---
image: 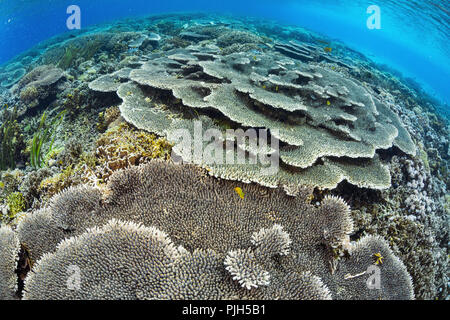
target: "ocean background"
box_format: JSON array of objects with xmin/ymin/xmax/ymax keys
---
[{"xmin": 0, "ymin": 0, "xmax": 449, "ymax": 106}]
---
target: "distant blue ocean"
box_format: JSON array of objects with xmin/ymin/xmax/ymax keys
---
[{"xmin": 0, "ymin": 0, "xmax": 449, "ymax": 105}]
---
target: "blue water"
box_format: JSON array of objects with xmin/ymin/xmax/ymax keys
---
[{"xmin": 0, "ymin": 0, "xmax": 449, "ymax": 106}]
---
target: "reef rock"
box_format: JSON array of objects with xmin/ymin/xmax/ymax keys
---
[{"xmin": 88, "ymin": 35, "xmax": 415, "ymax": 190}]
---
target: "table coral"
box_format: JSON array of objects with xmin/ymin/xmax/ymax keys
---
[{"xmin": 12, "ymin": 161, "xmax": 414, "ymax": 300}]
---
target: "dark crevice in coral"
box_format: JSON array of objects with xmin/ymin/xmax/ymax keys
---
[
  {"xmin": 349, "ymin": 228, "xmax": 365, "ymax": 242},
  {"xmin": 18, "ymin": 94, "xmax": 58, "ymax": 121},
  {"xmin": 90, "ymin": 91, "xmax": 122, "ymax": 109},
  {"xmin": 332, "ymin": 180, "xmax": 383, "ymax": 207},
  {"xmin": 235, "ymin": 90, "xmax": 308, "ymax": 125},
  {"xmin": 377, "ymin": 146, "xmax": 407, "ymax": 162},
  {"xmin": 15, "ymin": 245, "xmax": 31, "ymax": 299},
  {"xmin": 316, "ymin": 124, "xmax": 357, "ymax": 142},
  {"xmin": 333, "ymin": 118, "xmax": 353, "ymax": 128}
]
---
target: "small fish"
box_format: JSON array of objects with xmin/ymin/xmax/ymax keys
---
[
  {"xmin": 0, "ymin": 181, "xmax": 4, "ymax": 189},
  {"xmin": 326, "ymin": 100, "xmax": 331, "ymax": 106},
  {"xmin": 374, "ymin": 252, "xmax": 384, "ymax": 265},
  {"xmin": 275, "ymin": 86, "xmax": 279, "ymax": 92},
  {"xmin": 262, "ymin": 85, "xmax": 266, "ymax": 89},
  {"xmin": 234, "ymin": 187, "xmax": 245, "ymax": 199},
  {"xmin": 317, "ymin": 39, "xmax": 330, "ymax": 45},
  {"xmin": 324, "ymin": 47, "xmax": 332, "ymax": 53}
]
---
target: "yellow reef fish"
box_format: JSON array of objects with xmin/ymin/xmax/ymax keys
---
[
  {"xmin": 234, "ymin": 187, "xmax": 245, "ymax": 199},
  {"xmin": 0, "ymin": 181, "xmax": 4, "ymax": 189},
  {"xmin": 262, "ymin": 85, "xmax": 266, "ymax": 89},
  {"xmin": 275, "ymin": 86, "xmax": 279, "ymax": 92},
  {"xmin": 374, "ymin": 252, "xmax": 384, "ymax": 265},
  {"xmin": 324, "ymin": 47, "xmax": 332, "ymax": 53},
  {"xmin": 326, "ymin": 100, "xmax": 331, "ymax": 106}
]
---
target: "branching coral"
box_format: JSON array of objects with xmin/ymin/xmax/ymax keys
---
[
  {"xmin": 33, "ymin": 121, "xmax": 172, "ymax": 202},
  {"xmin": 23, "ymin": 219, "xmax": 180, "ymax": 300},
  {"xmin": 0, "ymin": 226, "xmax": 20, "ymax": 300},
  {"xmin": 224, "ymin": 248, "xmax": 271, "ymax": 290},
  {"xmin": 18, "ymin": 167, "xmax": 55, "ymax": 208},
  {"xmin": 16, "ymin": 161, "xmax": 414, "ymax": 300}
]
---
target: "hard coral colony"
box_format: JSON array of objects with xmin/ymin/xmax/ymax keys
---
[{"xmin": 0, "ymin": 13, "xmax": 448, "ymax": 301}]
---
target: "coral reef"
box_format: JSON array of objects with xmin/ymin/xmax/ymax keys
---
[
  {"xmin": 15, "ymin": 161, "xmax": 413, "ymax": 299},
  {"xmin": 0, "ymin": 13, "xmax": 447, "ymax": 300},
  {"xmin": 347, "ymin": 154, "xmax": 449, "ymax": 300},
  {"xmin": 0, "ymin": 69, "xmax": 27, "ymax": 88}
]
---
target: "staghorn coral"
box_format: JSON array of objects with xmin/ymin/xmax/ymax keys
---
[
  {"xmin": 17, "ymin": 161, "xmax": 414, "ymax": 299},
  {"xmin": 0, "ymin": 225, "xmax": 20, "ymax": 300}
]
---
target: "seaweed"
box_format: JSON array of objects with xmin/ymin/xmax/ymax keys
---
[
  {"xmin": 57, "ymin": 45, "xmax": 77, "ymax": 70},
  {"xmin": 30, "ymin": 110, "xmax": 66, "ymax": 169},
  {"xmin": 57, "ymin": 39, "xmax": 103, "ymax": 69},
  {"xmin": 0, "ymin": 104, "xmax": 22, "ymax": 171}
]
